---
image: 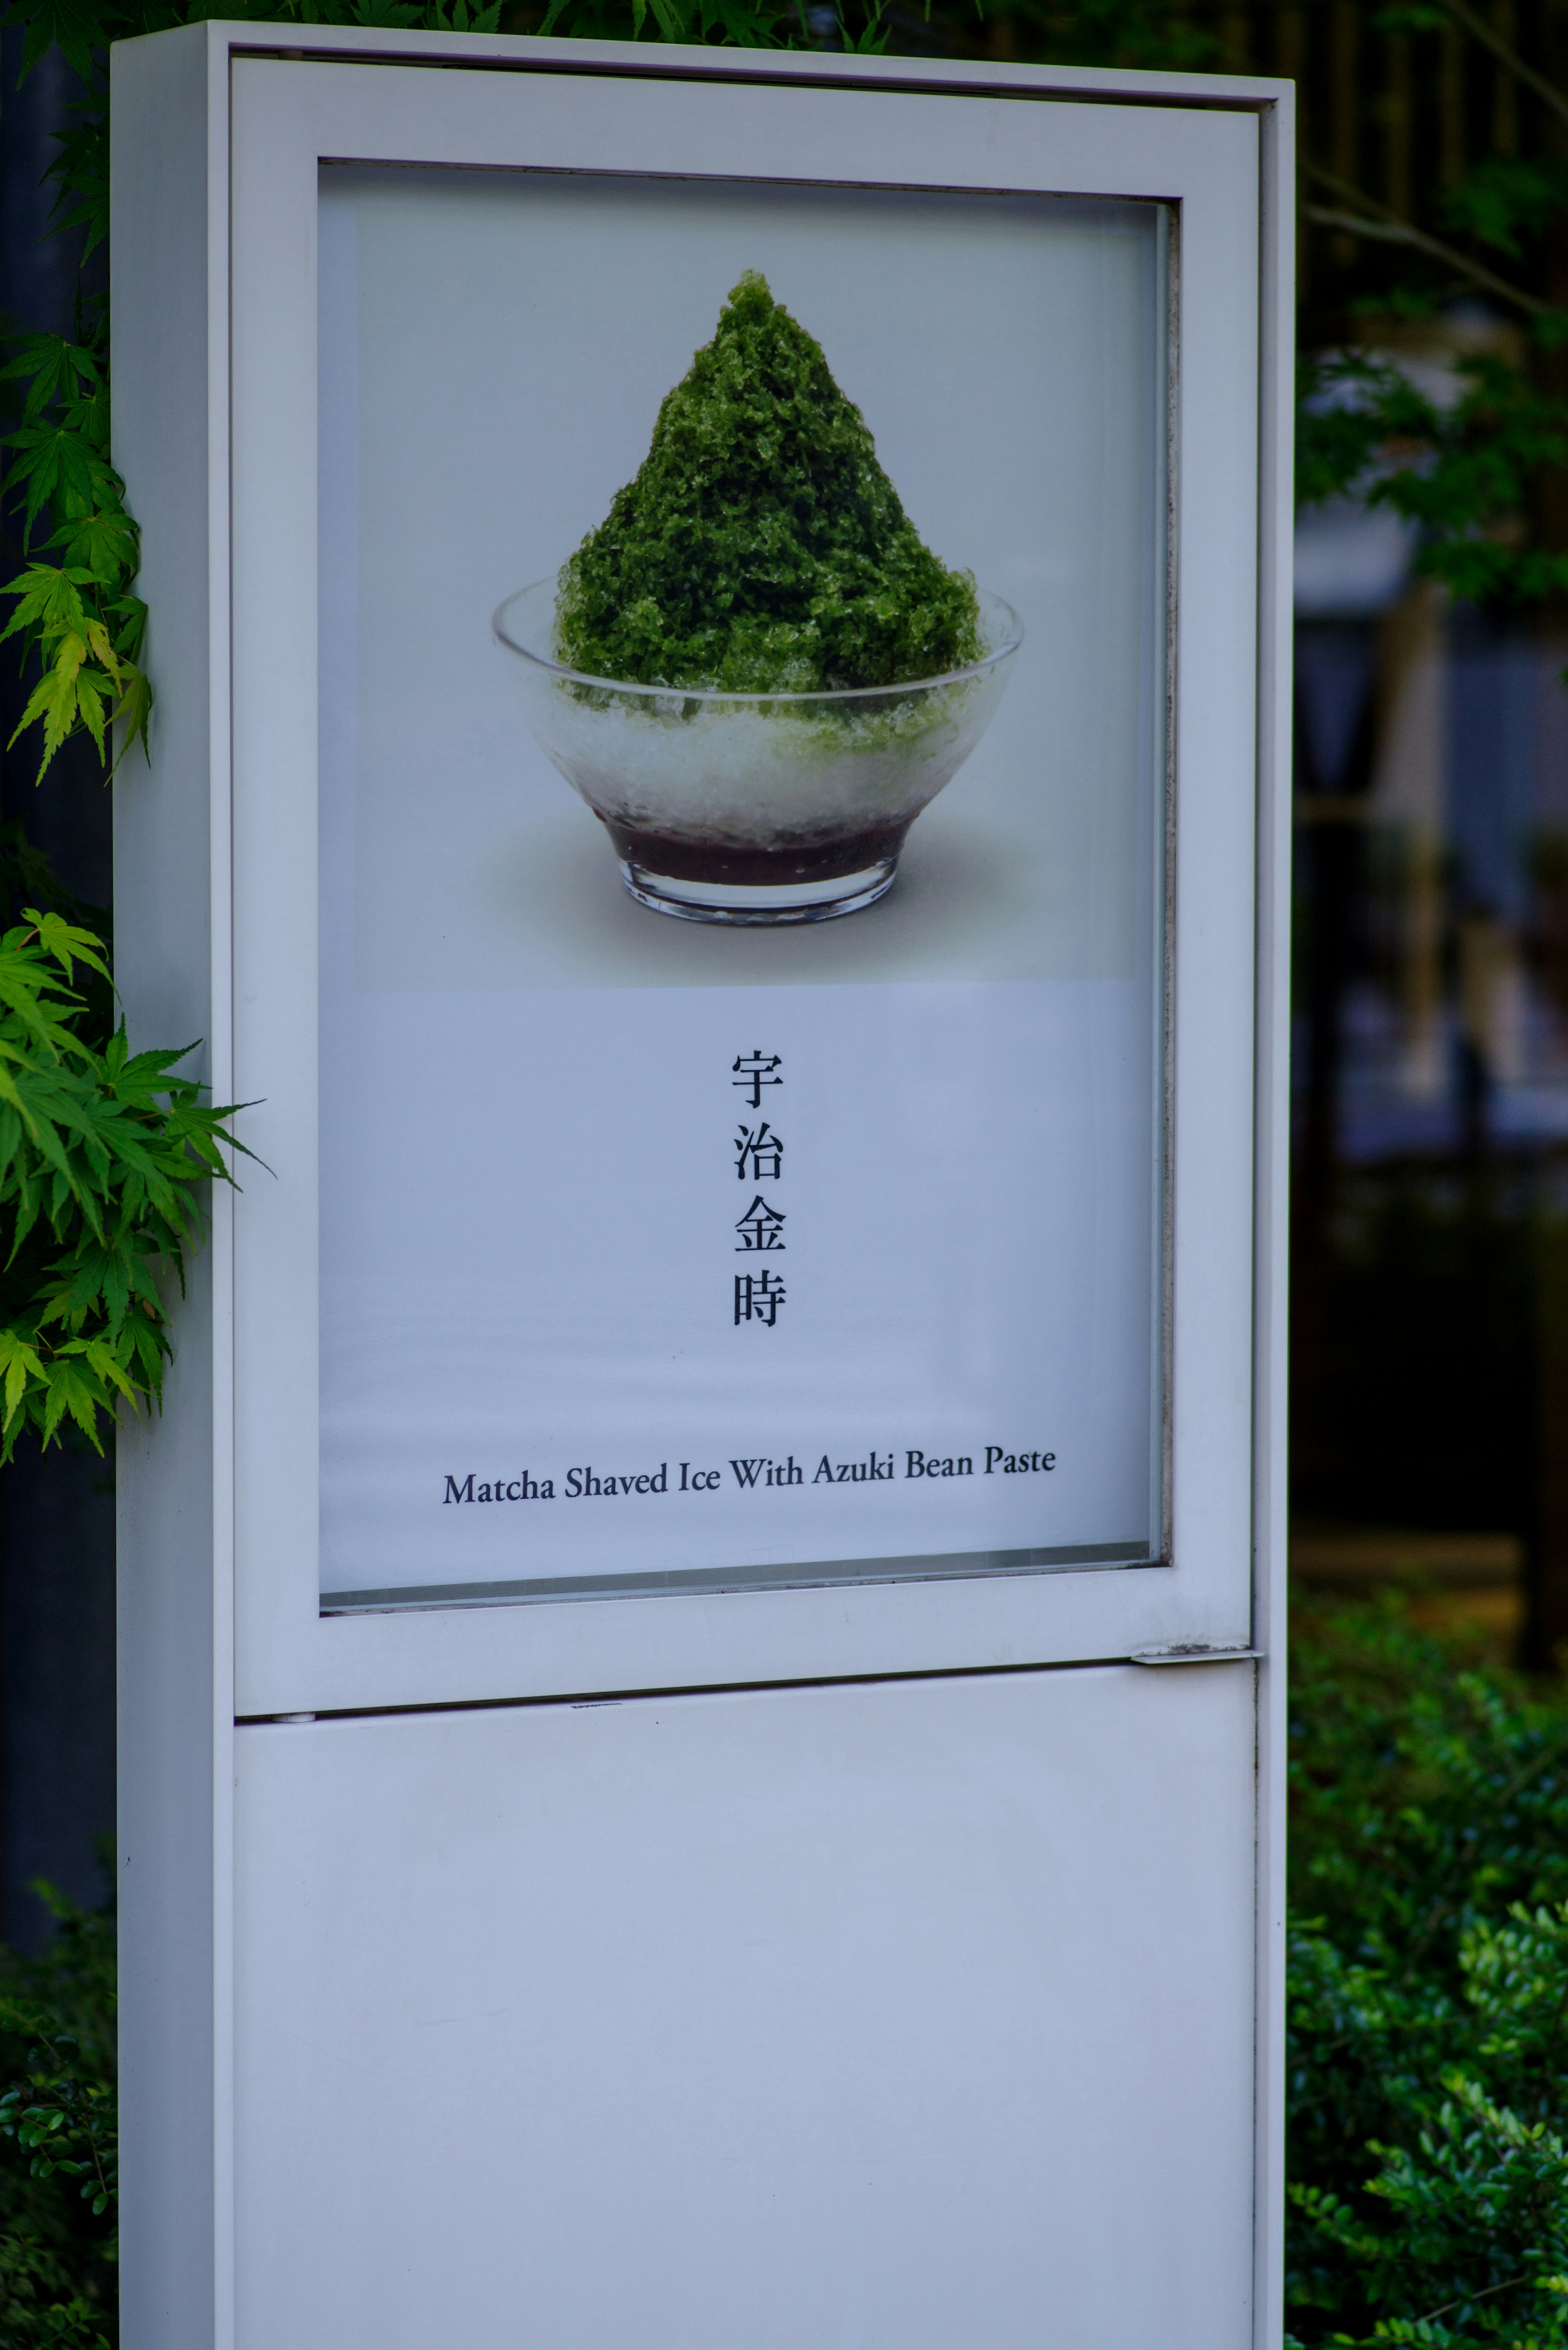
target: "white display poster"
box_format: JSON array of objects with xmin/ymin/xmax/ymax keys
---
[{"xmin": 316, "ymin": 166, "xmax": 1168, "ymax": 1611}]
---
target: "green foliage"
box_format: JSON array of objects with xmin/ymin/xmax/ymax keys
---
[
  {"xmin": 1288, "ymin": 1601, "xmax": 1568, "ymax": 2347},
  {"xmin": 1297, "ymin": 350, "xmax": 1568, "ymax": 607},
  {"xmin": 0, "ymin": 906, "xmax": 243, "ymax": 1460},
  {"xmin": 953, "ymin": 0, "xmax": 1215, "ymax": 71},
  {"xmin": 556, "ymin": 272, "xmax": 981, "ymax": 692},
  {"xmin": 539, "ymin": 0, "xmax": 788, "ymax": 46},
  {"xmin": 1441, "ymin": 162, "xmax": 1568, "ymax": 264},
  {"xmin": 0, "ymin": 335, "xmax": 148, "ymax": 785},
  {"xmin": 0, "ymin": 1888, "xmax": 117, "ymax": 2349},
  {"xmin": 1295, "ymin": 0, "xmax": 1568, "ymax": 602}
]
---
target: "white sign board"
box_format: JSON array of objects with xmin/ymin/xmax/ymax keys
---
[
  {"xmin": 316, "ymin": 168, "xmax": 1166, "ymax": 1610},
  {"xmin": 111, "ymin": 28, "xmax": 1292, "ymax": 2349}
]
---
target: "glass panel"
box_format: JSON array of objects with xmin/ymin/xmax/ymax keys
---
[{"xmin": 315, "ymin": 166, "xmax": 1169, "ymax": 1613}]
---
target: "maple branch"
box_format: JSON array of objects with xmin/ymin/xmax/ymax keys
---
[
  {"xmin": 1440, "ymin": 0, "xmax": 1568, "ymax": 136},
  {"xmin": 1303, "ymin": 165, "xmax": 1554, "ymax": 320},
  {"xmin": 1414, "ymin": 2272, "xmax": 1528, "ymax": 2328}
]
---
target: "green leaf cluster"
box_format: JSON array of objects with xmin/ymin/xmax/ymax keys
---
[
  {"xmin": 1291, "ymin": 0, "xmax": 1568, "ymax": 606},
  {"xmin": 0, "ymin": 335, "xmax": 148, "ymax": 785},
  {"xmin": 1441, "ymin": 162, "xmax": 1568, "ymax": 265},
  {"xmin": 0, "ymin": 1887, "xmax": 116, "ymax": 2350},
  {"xmin": 539, "ymin": 0, "xmax": 790, "ymax": 45},
  {"xmin": 0, "ymin": 906, "xmax": 242, "ymax": 1460},
  {"xmin": 555, "ymin": 272, "xmax": 982, "ymax": 693},
  {"xmin": 1288, "ymin": 1600, "xmax": 1568, "ymax": 2348},
  {"xmin": 1298, "ymin": 350, "xmax": 1568, "ymax": 608}
]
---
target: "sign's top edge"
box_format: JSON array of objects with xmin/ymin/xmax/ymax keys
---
[{"xmin": 113, "ymin": 16, "xmax": 1292, "ymax": 109}]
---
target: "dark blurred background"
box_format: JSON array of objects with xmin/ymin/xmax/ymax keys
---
[
  {"xmin": 949, "ymin": 0, "xmax": 1568, "ymax": 1670},
  {"xmin": 0, "ymin": 33, "xmax": 115, "ymax": 1951}
]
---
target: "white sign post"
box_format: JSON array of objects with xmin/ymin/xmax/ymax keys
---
[{"xmin": 112, "ymin": 27, "xmax": 1292, "ymax": 2347}]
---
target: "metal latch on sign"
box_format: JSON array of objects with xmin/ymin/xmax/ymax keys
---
[{"xmin": 1130, "ymin": 1645, "xmax": 1263, "ymax": 1666}]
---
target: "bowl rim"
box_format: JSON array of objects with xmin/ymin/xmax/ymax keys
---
[{"xmin": 491, "ymin": 577, "xmax": 1025, "ymax": 705}]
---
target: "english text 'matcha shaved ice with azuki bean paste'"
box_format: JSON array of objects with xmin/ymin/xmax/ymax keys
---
[{"xmin": 494, "ymin": 273, "xmax": 1023, "ymax": 924}]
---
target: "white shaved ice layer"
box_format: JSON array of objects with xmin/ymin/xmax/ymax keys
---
[
  {"xmin": 496, "ymin": 581, "xmax": 1021, "ymax": 852},
  {"xmin": 527, "ymin": 675, "xmax": 1002, "ymax": 845}
]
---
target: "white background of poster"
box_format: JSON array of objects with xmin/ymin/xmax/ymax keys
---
[{"xmin": 317, "ymin": 170, "xmax": 1166, "ymax": 1602}]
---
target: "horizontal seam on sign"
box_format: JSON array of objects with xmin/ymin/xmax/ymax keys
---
[
  {"xmin": 228, "ymin": 45, "xmax": 1283, "ymax": 111},
  {"xmin": 318, "ymin": 1544, "xmax": 1156, "ymax": 1614},
  {"xmin": 235, "ymin": 1649, "xmax": 1179, "ymax": 1725}
]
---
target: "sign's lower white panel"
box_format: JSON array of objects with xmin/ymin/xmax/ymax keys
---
[{"xmin": 233, "ymin": 1665, "xmax": 1256, "ymax": 2350}]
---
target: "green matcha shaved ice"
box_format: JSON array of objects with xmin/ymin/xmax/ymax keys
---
[{"xmin": 554, "ymin": 273, "xmax": 983, "ymax": 696}]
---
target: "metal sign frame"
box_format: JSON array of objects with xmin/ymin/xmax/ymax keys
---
[{"xmin": 111, "ymin": 27, "xmax": 1292, "ymax": 2346}]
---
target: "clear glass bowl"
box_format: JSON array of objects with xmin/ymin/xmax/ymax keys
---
[{"xmin": 492, "ymin": 579, "xmax": 1024, "ymax": 925}]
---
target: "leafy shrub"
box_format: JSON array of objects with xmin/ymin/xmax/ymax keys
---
[
  {"xmin": 0, "ymin": 332, "xmax": 148, "ymax": 784},
  {"xmin": 0, "ymin": 1887, "xmax": 116, "ymax": 2349},
  {"xmin": 0, "ymin": 878, "xmax": 242, "ymax": 1461},
  {"xmin": 1288, "ymin": 1599, "xmax": 1568, "ymax": 2347}
]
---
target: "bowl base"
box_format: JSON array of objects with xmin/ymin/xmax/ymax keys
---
[{"xmin": 617, "ymin": 856, "xmax": 898, "ymax": 925}]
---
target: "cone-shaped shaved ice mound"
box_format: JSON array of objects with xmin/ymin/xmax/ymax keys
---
[{"xmin": 554, "ymin": 273, "xmax": 982, "ymax": 695}]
